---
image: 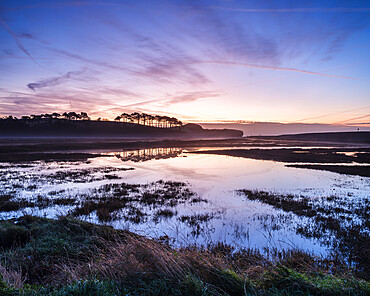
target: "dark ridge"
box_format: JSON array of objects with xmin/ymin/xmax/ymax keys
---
[
  {"xmin": 0, "ymin": 118, "xmax": 243, "ymax": 139},
  {"xmin": 191, "ymin": 148, "xmax": 370, "ymax": 163},
  {"xmin": 255, "ymin": 131, "xmax": 370, "ymax": 144},
  {"xmin": 286, "ymin": 164, "xmax": 370, "ymax": 177}
]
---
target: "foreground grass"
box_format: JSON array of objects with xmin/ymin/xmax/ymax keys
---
[{"xmin": 0, "ymin": 216, "xmax": 368, "ymax": 296}]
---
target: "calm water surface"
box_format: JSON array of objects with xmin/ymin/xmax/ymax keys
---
[{"xmin": 1, "ymin": 147, "xmax": 369, "ymax": 255}]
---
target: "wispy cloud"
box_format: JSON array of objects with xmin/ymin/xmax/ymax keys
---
[
  {"xmin": 333, "ymin": 114, "xmax": 370, "ymax": 124},
  {"xmin": 191, "ymin": 61, "xmax": 357, "ymax": 79},
  {"xmin": 0, "ymin": 55, "xmax": 57, "ymax": 60},
  {"xmin": 100, "ymin": 16, "xmax": 211, "ymax": 86},
  {"xmin": 209, "ymin": 7, "xmax": 370, "ymax": 13},
  {"xmin": 2, "ymin": 2, "xmax": 133, "ymax": 10},
  {"xmin": 133, "ymin": 56, "xmax": 209, "ymax": 86},
  {"xmin": 48, "ymin": 48, "xmax": 131, "ymax": 72},
  {"xmin": 121, "ymin": 98, "xmax": 160, "ymax": 108},
  {"xmin": 294, "ymin": 106, "xmax": 370, "ymax": 122},
  {"xmin": 184, "ymin": 2, "xmax": 370, "ymax": 64},
  {"xmin": 102, "ymin": 88, "xmax": 144, "ymax": 98},
  {"xmin": 0, "ymin": 18, "xmax": 41, "ymax": 67},
  {"xmin": 181, "ymin": 4, "xmax": 280, "ymax": 65},
  {"xmin": 164, "ymin": 91, "xmax": 221, "ymax": 106},
  {"xmin": 27, "ymin": 70, "xmax": 84, "ymax": 91}
]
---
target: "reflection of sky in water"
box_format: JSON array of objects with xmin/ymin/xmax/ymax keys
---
[{"xmin": 1, "ymin": 148, "xmax": 369, "ymax": 255}]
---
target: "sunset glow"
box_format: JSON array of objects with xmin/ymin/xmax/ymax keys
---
[{"xmin": 1, "ymin": 0, "xmax": 369, "ymax": 129}]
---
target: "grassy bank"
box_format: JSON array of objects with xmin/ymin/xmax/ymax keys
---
[{"xmin": 0, "ymin": 216, "xmax": 368, "ymax": 295}]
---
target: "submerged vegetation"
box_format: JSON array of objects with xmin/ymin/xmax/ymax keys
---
[
  {"xmin": 0, "ymin": 216, "xmax": 368, "ymax": 296},
  {"xmin": 0, "ymin": 165, "xmax": 132, "ymax": 190},
  {"xmin": 69, "ymin": 180, "xmax": 208, "ymax": 223},
  {"xmin": 0, "ymin": 153, "xmax": 108, "ymax": 163},
  {"xmin": 238, "ymin": 190, "xmax": 370, "ymax": 280},
  {"xmin": 0, "ymin": 173, "xmax": 211, "ymax": 231}
]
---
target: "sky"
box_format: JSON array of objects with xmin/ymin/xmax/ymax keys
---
[{"xmin": 0, "ymin": 0, "xmax": 370, "ymax": 128}]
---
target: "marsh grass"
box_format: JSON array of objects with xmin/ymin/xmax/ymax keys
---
[
  {"xmin": 238, "ymin": 189, "xmax": 370, "ymax": 279},
  {"xmin": 153, "ymin": 209, "xmax": 178, "ymax": 221},
  {"xmin": 0, "ymin": 165, "xmax": 132, "ymax": 191},
  {"xmin": 69, "ymin": 180, "xmax": 207, "ymax": 223},
  {"xmin": 178, "ymin": 214, "xmax": 215, "ymax": 236},
  {"xmin": 0, "ymin": 179, "xmax": 212, "ymax": 233},
  {"xmin": 0, "ymin": 216, "xmax": 368, "ymax": 295}
]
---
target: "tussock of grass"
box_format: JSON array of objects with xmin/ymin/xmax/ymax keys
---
[
  {"xmin": 0, "ymin": 216, "xmax": 368, "ymax": 296},
  {"xmin": 0, "ymin": 224, "xmax": 29, "ymax": 249}
]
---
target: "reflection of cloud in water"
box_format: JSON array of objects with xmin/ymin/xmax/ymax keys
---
[
  {"xmin": 131, "ymin": 162, "xmax": 218, "ymax": 180},
  {"xmin": 242, "ymin": 167, "xmax": 273, "ymax": 177},
  {"xmin": 161, "ymin": 164, "xmax": 219, "ymax": 180}
]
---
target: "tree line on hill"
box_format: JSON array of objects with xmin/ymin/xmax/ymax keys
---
[
  {"xmin": 114, "ymin": 112, "xmax": 182, "ymax": 128},
  {"xmin": 1, "ymin": 112, "xmax": 183, "ymax": 129},
  {"xmin": 2, "ymin": 112, "xmax": 90, "ymax": 121}
]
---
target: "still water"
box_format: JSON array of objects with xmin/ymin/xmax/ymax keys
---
[{"xmin": 1, "ymin": 147, "xmax": 369, "ymax": 255}]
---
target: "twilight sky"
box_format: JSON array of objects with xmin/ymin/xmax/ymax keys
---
[{"xmin": 1, "ymin": 0, "xmax": 370, "ymax": 126}]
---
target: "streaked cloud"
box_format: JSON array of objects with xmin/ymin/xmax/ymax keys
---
[
  {"xmin": 0, "ymin": 18, "xmax": 41, "ymax": 66},
  {"xmin": 191, "ymin": 61, "xmax": 357, "ymax": 79},
  {"xmin": 294, "ymin": 106, "xmax": 370, "ymax": 122},
  {"xmin": 164, "ymin": 91, "xmax": 221, "ymax": 105},
  {"xmin": 27, "ymin": 70, "xmax": 84, "ymax": 91},
  {"xmin": 48, "ymin": 48, "xmax": 131, "ymax": 72},
  {"xmin": 333, "ymin": 114, "xmax": 370, "ymax": 124},
  {"xmin": 209, "ymin": 7, "xmax": 370, "ymax": 13}
]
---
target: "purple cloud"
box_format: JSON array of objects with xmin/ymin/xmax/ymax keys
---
[
  {"xmin": 27, "ymin": 70, "xmax": 84, "ymax": 91},
  {"xmin": 164, "ymin": 91, "xmax": 221, "ymax": 105}
]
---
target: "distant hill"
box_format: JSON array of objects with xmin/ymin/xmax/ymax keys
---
[
  {"xmin": 257, "ymin": 132, "xmax": 370, "ymax": 144},
  {"xmin": 0, "ymin": 118, "xmax": 243, "ymax": 139},
  {"xmin": 199, "ymin": 122, "xmax": 369, "ymax": 136}
]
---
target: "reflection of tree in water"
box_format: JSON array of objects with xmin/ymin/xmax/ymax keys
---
[{"xmin": 115, "ymin": 148, "xmax": 183, "ymax": 162}]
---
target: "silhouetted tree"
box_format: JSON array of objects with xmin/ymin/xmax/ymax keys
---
[
  {"xmin": 80, "ymin": 112, "xmax": 90, "ymax": 120},
  {"xmin": 113, "ymin": 112, "xmax": 183, "ymax": 129}
]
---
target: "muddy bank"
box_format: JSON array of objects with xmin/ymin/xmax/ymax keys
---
[
  {"xmin": 286, "ymin": 164, "xmax": 370, "ymax": 177},
  {"xmin": 190, "ymin": 148, "xmax": 370, "ymax": 163},
  {"xmin": 262, "ymin": 131, "xmax": 370, "ymax": 144}
]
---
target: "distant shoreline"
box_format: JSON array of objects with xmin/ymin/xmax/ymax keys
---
[
  {"xmin": 0, "ymin": 132, "xmax": 368, "ymax": 154},
  {"xmin": 0, "ymin": 118, "xmax": 243, "ymax": 139},
  {"xmin": 256, "ymin": 131, "xmax": 370, "ymax": 144}
]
